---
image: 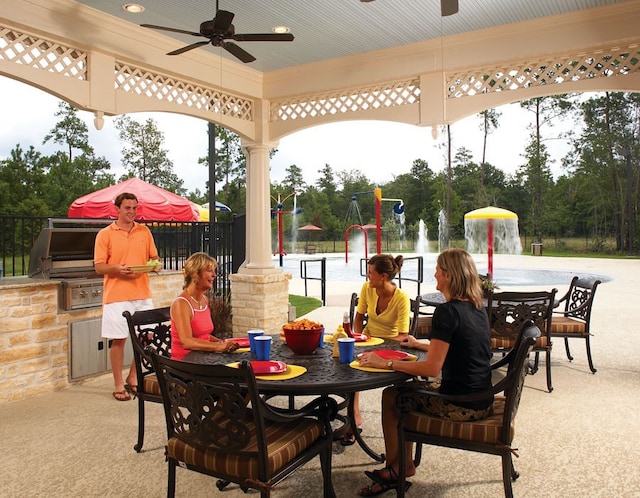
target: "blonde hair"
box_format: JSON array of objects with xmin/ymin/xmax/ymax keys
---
[
  {"xmin": 368, "ymin": 253, "xmax": 404, "ymax": 281},
  {"xmin": 182, "ymin": 252, "xmax": 217, "ymax": 289},
  {"xmin": 436, "ymin": 248, "xmax": 483, "ymax": 308}
]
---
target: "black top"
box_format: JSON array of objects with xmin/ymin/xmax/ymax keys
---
[{"xmin": 430, "ymin": 299, "xmax": 493, "ymax": 410}]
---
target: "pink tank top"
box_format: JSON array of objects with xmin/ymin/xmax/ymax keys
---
[{"xmin": 170, "ymin": 296, "xmax": 214, "ymax": 360}]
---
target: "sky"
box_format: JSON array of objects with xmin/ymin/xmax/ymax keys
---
[{"xmin": 0, "ymin": 76, "xmax": 574, "ymax": 194}]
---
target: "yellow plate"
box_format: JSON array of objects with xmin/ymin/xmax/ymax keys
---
[
  {"xmin": 323, "ymin": 336, "xmax": 384, "ymax": 346},
  {"xmin": 226, "ymin": 362, "xmax": 307, "ymax": 381},
  {"xmin": 128, "ymin": 264, "xmax": 161, "ymax": 272}
]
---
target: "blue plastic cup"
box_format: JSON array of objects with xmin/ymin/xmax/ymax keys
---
[
  {"xmin": 254, "ymin": 335, "xmax": 272, "ymax": 361},
  {"xmin": 318, "ymin": 327, "xmax": 325, "ymax": 348},
  {"xmin": 337, "ymin": 337, "xmax": 356, "ymax": 364},
  {"xmin": 247, "ymin": 329, "xmax": 264, "ymax": 354}
]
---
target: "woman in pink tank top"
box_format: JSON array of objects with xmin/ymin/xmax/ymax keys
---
[{"xmin": 170, "ymin": 252, "xmax": 239, "ymax": 360}]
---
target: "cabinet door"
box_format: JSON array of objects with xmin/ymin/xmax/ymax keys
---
[{"xmin": 69, "ymin": 318, "xmax": 107, "ymax": 380}]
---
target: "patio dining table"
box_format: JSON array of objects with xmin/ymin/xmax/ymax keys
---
[{"xmin": 184, "ymin": 336, "xmax": 425, "ymax": 462}]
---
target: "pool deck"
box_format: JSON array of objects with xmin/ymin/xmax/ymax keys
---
[{"xmin": 2, "ymin": 253, "xmax": 639, "ymax": 497}]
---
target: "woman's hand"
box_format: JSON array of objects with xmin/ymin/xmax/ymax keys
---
[
  {"xmin": 211, "ymin": 337, "xmax": 240, "ymax": 353},
  {"xmin": 357, "ymin": 352, "xmax": 387, "ymax": 369},
  {"xmin": 401, "ymin": 335, "xmax": 429, "ymax": 351}
]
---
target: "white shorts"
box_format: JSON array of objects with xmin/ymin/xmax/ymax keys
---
[{"xmin": 101, "ymin": 299, "xmax": 154, "ymax": 339}]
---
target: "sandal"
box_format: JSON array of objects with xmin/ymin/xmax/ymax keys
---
[
  {"xmin": 358, "ymin": 480, "xmax": 412, "ymax": 496},
  {"xmin": 112, "ymin": 390, "xmax": 131, "ymax": 402},
  {"xmin": 365, "ymin": 465, "xmax": 399, "ymax": 484},
  {"xmin": 339, "ymin": 427, "xmax": 363, "ymax": 446},
  {"xmin": 124, "ymin": 384, "xmax": 138, "ymax": 398}
]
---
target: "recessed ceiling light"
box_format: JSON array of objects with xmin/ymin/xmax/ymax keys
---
[
  {"xmin": 122, "ymin": 3, "xmax": 145, "ymax": 14},
  {"xmin": 272, "ymin": 26, "xmax": 291, "ymax": 34}
]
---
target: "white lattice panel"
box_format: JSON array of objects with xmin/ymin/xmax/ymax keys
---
[
  {"xmin": 0, "ymin": 26, "xmax": 86, "ymax": 79},
  {"xmin": 449, "ymin": 45, "xmax": 640, "ymax": 98},
  {"xmin": 270, "ymin": 79, "xmax": 420, "ymax": 122},
  {"xmin": 114, "ymin": 63, "xmax": 253, "ymax": 121}
]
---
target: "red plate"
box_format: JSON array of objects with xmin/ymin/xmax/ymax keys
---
[
  {"xmin": 353, "ymin": 333, "xmax": 369, "ymax": 342},
  {"xmin": 224, "ymin": 337, "xmax": 250, "ymax": 348},
  {"xmin": 358, "ymin": 350, "xmax": 413, "ymax": 360},
  {"xmin": 250, "ymin": 360, "xmax": 287, "ymax": 374}
]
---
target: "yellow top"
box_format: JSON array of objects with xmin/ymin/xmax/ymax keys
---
[{"xmin": 356, "ymin": 282, "xmax": 410, "ymax": 339}]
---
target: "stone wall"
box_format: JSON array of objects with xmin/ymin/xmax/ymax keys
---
[{"xmin": 0, "ymin": 272, "xmax": 182, "ymax": 404}]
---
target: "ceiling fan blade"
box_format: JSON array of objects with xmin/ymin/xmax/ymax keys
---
[
  {"xmin": 233, "ymin": 33, "xmax": 294, "ymax": 42},
  {"xmin": 441, "ymin": 0, "xmax": 459, "ymax": 16},
  {"xmin": 167, "ymin": 40, "xmax": 210, "ymax": 56},
  {"xmin": 141, "ymin": 24, "xmax": 202, "ymax": 37},
  {"xmin": 222, "ymin": 41, "xmax": 256, "ymax": 63},
  {"xmin": 213, "ymin": 9, "xmax": 235, "ymax": 32}
]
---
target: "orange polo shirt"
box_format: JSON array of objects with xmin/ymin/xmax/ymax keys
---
[{"xmin": 94, "ymin": 222, "xmax": 159, "ymax": 304}]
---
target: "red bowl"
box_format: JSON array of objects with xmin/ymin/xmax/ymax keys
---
[{"xmin": 283, "ymin": 326, "xmax": 323, "ymax": 355}]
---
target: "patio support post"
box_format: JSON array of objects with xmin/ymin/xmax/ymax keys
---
[{"xmin": 240, "ymin": 141, "xmax": 279, "ymax": 272}]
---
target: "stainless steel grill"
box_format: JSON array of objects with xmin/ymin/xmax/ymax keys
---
[{"xmin": 29, "ymin": 227, "xmax": 103, "ymax": 310}]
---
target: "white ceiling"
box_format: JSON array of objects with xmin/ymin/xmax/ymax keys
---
[{"xmin": 74, "ymin": 0, "xmax": 630, "ymax": 73}]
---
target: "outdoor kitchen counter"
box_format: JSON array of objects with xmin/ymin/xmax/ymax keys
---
[{"xmin": 0, "ymin": 271, "xmax": 182, "ymax": 405}]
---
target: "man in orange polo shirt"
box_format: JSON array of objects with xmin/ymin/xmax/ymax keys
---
[{"xmin": 94, "ymin": 192, "xmax": 160, "ymax": 401}]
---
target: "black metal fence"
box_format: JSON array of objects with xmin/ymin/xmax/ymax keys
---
[{"xmin": 0, "ymin": 215, "xmax": 239, "ymax": 296}]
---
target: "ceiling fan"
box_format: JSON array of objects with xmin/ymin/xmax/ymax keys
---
[
  {"xmin": 141, "ymin": 1, "xmax": 294, "ymax": 63},
  {"xmin": 360, "ymin": 0, "xmax": 459, "ymax": 17}
]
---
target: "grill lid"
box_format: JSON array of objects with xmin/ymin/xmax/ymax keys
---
[{"xmin": 29, "ymin": 228, "xmax": 100, "ymax": 279}]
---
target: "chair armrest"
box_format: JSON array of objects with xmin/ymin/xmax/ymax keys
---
[{"xmin": 552, "ymin": 299, "xmax": 590, "ymax": 317}]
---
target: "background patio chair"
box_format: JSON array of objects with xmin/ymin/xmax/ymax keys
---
[
  {"xmin": 149, "ymin": 353, "xmax": 338, "ymax": 498},
  {"xmin": 487, "ymin": 290, "xmax": 557, "ymax": 392},
  {"xmin": 123, "ymin": 307, "xmax": 171, "ymax": 452},
  {"xmin": 550, "ymin": 276, "xmax": 601, "ymax": 373},
  {"xmin": 395, "ymin": 321, "xmax": 540, "ymax": 498}
]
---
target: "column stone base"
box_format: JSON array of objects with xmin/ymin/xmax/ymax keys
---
[{"xmin": 230, "ymin": 271, "xmax": 292, "ymax": 335}]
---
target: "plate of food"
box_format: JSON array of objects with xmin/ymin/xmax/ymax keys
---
[
  {"xmin": 357, "ymin": 350, "xmax": 415, "ymax": 360},
  {"xmin": 128, "ymin": 259, "xmax": 162, "ymax": 272},
  {"xmin": 250, "ymin": 360, "xmax": 287, "ymax": 374},
  {"xmin": 223, "ymin": 337, "xmax": 250, "ymax": 348}
]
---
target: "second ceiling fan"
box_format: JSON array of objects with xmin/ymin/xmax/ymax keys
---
[{"xmin": 141, "ymin": 1, "xmax": 294, "ymax": 63}]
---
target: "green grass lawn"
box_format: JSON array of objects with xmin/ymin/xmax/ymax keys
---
[{"xmin": 288, "ymin": 294, "xmax": 322, "ymax": 317}]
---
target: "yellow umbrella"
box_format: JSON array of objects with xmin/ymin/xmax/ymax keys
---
[{"xmin": 464, "ymin": 206, "xmax": 518, "ymax": 278}]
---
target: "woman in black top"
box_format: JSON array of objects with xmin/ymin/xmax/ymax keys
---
[{"xmin": 356, "ymin": 248, "xmax": 492, "ymax": 496}]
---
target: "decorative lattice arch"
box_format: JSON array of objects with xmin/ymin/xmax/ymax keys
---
[
  {"xmin": 0, "ymin": 26, "xmax": 86, "ymax": 80},
  {"xmin": 114, "ymin": 63, "xmax": 253, "ymax": 121},
  {"xmin": 269, "ymin": 79, "xmax": 421, "ymax": 122},
  {"xmin": 448, "ymin": 45, "xmax": 640, "ymax": 98}
]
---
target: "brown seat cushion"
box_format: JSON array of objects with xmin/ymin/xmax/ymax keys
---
[
  {"xmin": 551, "ymin": 316, "xmax": 587, "ymax": 336},
  {"xmin": 142, "ymin": 374, "xmax": 161, "ymax": 396},
  {"xmin": 167, "ymin": 415, "xmax": 322, "ymax": 480},
  {"xmin": 404, "ymin": 396, "xmax": 510, "ymax": 444},
  {"xmin": 490, "ymin": 334, "xmax": 549, "ymax": 349},
  {"xmin": 415, "ymin": 316, "xmax": 433, "ymax": 338}
]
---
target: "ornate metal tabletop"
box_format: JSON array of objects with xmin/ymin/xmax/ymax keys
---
[{"xmin": 184, "ymin": 337, "xmax": 424, "ymax": 396}]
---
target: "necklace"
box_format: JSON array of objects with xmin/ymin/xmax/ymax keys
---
[{"xmin": 187, "ymin": 292, "xmax": 205, "ymax": 310}]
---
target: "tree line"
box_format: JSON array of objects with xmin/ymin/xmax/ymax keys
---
[{"xmin": 1, "ymin": 92, "xmax": 638, "ymax": 255}]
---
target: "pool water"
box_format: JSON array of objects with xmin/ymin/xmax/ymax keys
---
[{"xmin": 275, "ymin": 253, "xmax": 611, "ymax": 286}]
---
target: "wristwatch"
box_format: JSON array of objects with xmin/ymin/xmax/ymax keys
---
[{"xmin": 387, "ymin": 359, "xmax": 393, "ymax": 369}]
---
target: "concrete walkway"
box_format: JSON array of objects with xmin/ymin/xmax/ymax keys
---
[{"xmin": 2, "ymin": 254, "xmax": 639, "ymax": 497}]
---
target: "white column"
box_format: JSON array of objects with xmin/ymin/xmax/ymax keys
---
[{"xmin": 241, "ymin": 140, "xmax": 279, "ymax": 274}]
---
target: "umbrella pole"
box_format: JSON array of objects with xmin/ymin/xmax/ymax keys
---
[{"xmin": 487, "ymin": 219, "xmax": 494, "ymax": 279}]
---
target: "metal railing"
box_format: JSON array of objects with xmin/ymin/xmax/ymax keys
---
[
  {"xmin": 0, "ymin": 215, "xmax": 235, "ymax": 295},
  {"xmin": 299, "ymin": 257, "xmax": 326, "ymax": 305}
]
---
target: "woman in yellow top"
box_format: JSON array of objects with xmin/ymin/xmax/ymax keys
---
[{"xmin": 342, "ymin": 254, "xmax": 410, "ymax": 445}]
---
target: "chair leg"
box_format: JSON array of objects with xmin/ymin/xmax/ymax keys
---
[
  {"xmin": 134, "ymin": 397, "xmax": 145, "ymax": 452},
  {"xmin": 545, "ymin": 349, "xmax": 553, "ymax": 393},
  {"xmin": 413, "ymin": 442, "xmax": 423, "ymax": 467},
  {"xmin": 530, "ymin": 352, "xmax": 540, "ymax": 374},
  {"xmin": 585, "ymin": 336, "xmax": 597, "ymax": 373},
  {"xmin": 501, "ymin": 454, "xmax": 517, "ymax": 498},
  {"xmin": 167, "ymin": 459, "xmax": 176, "ymax": 498},
  {"xmin": 564, "ymin": 337, "xmax": 574, "ymax": 361}
]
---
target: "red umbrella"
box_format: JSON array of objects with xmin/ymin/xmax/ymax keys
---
[
  {"xmin": 298, "ymin": 223, "xmax": 323, "ymax": 231},
  {"xmin": 68, "ymin": 178, "xmax": 199, "ymax": 221}
]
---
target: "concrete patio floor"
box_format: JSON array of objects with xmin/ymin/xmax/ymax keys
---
[{"xmin": 1, "ymin": 254, "xmax": 639, "ymax": 497}]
